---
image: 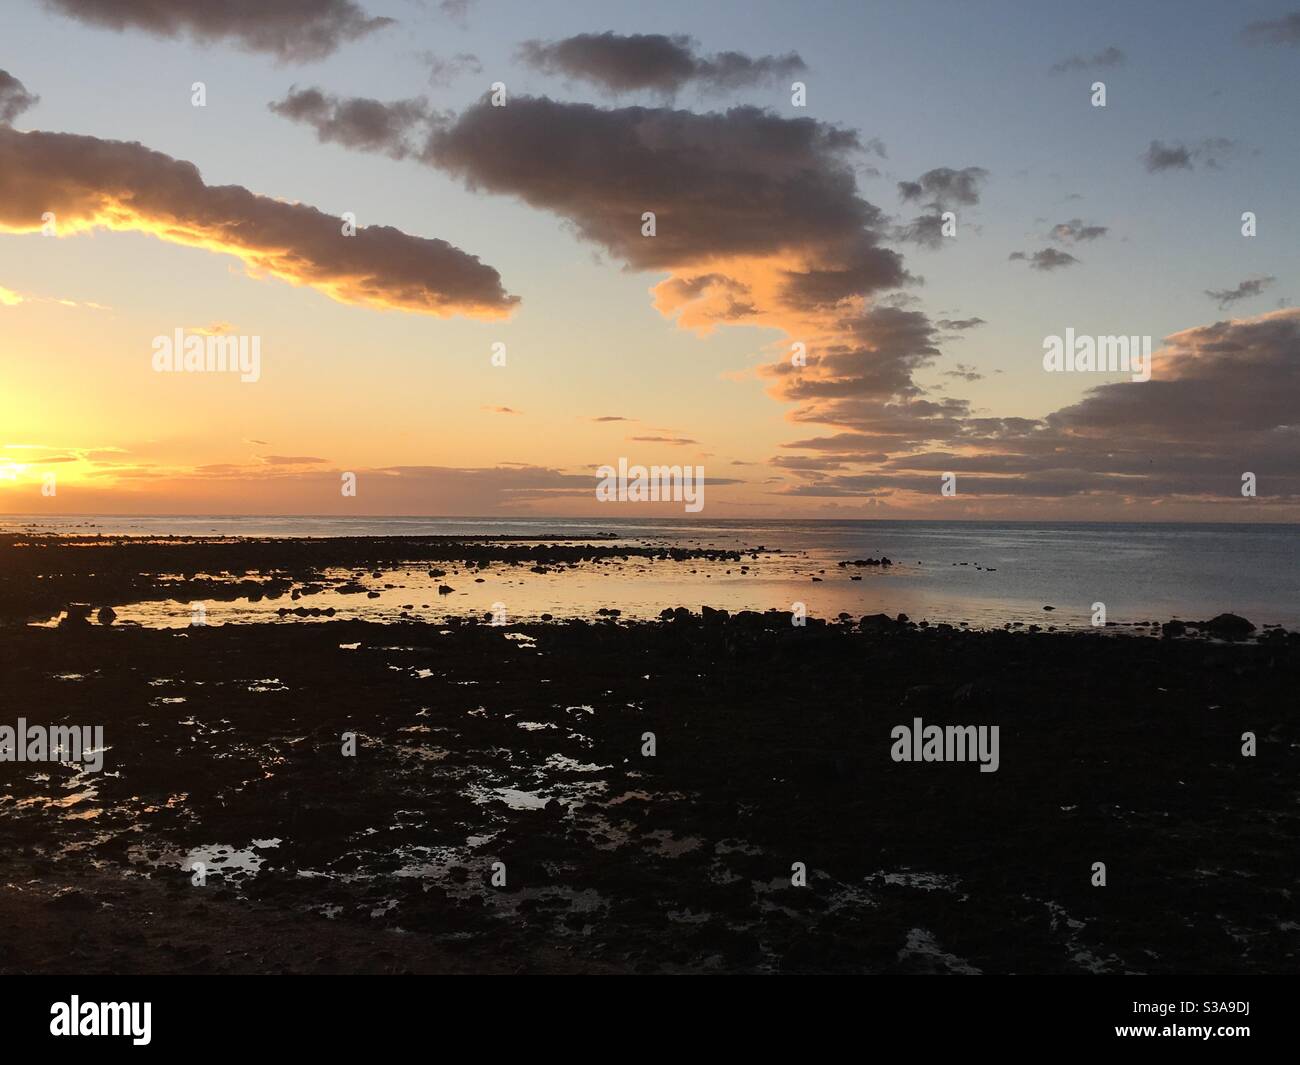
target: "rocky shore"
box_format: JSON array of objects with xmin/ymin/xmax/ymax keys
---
[
  {"xmin": 0, "ymin": 533, "xmax": 745, "ymax": 624},
  {"xmin": 2, "ymin": 603, "xmax": 1297, "ymax": 974}
]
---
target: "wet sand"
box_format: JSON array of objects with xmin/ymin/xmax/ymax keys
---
[{"xmin": 1, "ymin": 536, "xmax": 1297, "ymax": 974}]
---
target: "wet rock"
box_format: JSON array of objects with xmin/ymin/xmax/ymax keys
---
[{"xmin": 97, "ymin": 606, "xmax": 117, "ymax": 626}]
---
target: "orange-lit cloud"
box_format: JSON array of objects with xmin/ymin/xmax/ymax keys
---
[
  {"xmin": 0, "ymin": 281, "xmax": 110, "ymax": 310},
  {"xmin": 0, "ymin": 126, "xmax": 518, "ymax": 318}
]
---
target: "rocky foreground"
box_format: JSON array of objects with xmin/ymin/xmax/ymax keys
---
[{"xmin": 1, "ymin": 611, "xmax": 1297, "ymax": 974}]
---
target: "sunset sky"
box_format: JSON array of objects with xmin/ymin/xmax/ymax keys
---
[{"xmin": 2, "ymin": 0, "xmax": 1298, "ymax": 518}]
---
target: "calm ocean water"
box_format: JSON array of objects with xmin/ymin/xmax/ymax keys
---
[{"xmin": 3, "ymin": 515, "xmax": 1298, "ymax": 630}]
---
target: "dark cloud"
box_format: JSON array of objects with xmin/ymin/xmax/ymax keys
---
[
  {"xmin": 1008, "ymin": 248, "xmax": 1079, "ymax": 271},
  {"xmin": 1205, "ymin": 276, "xmax": 1276, "ymax": 309},
  {"xmin": 761, "ymin": 306, "xmax": 945, "ymax": 410},
  {"xmin": 1051, "ymin": 218, "xmax": 1108, "ymax": 242},
  {"xmin": 260, "ymin": 455, "xmax": 329, "ymax": 465},
  {"xmin": 424, "ymin": 97, "xmax": 909, "ymax": 316},
  {"xmin": 268, "ymin": 89, "xmax": 917, "ymax": 343},
  {"xmin": 1048, "ymin": 46, "xmax": 1126, "ymax": 74},
  {"xmin": 269, "ymin": 87, "xmax": 437, "ymax": 158},
  {"xmin": 41, "ymin": 0, "xmax": 393, "ymax": 62},
  {"xmin": 517, "ymin": 32, "xmax": 806, "ymax": 95},
  {"xmin": 1142, "ymin": 137, "xmax": 1242, "ymax": 172},
  {"xmin": 0, "ymin": 126, "xmax": 516, "ymax": 318},
  {"xmin": 0, "ymin": 70, "xmax": 39, "ymax": 125},
  {"xmin": 590, "ymin": 416, "xmax": 632, "ymax": 422},
  {"xmin": 892, "ymin": 169, "xmax": 986, "ymax": 247},
  {"xmin": 280, "ymin": 93, "xmax": 898, "ymax": 286},
  {"xmin": 897, "ymin": 166, "xmax": 987, "ymax": 208},
  {"xmin": 1243, "ymin": 11, "xmax": 1300, "ymax": 46},
  {"xmin": 936, "ymin": 317, "xmax": 986, "ymax": 330},
  {"xmin": 774, "ymin": 310, "xmax": 1300, "ymax": 505},
  {"xmin": 629, "ymin": 435, "xmax": 698, "ymax": 445},
  {"xmin": 944, "ymin": 363, "xmax": 983, "ymax": 381},
  {"xmin": 1143, "ymin": 140, "xmax": 1192, "ymax": 171}
]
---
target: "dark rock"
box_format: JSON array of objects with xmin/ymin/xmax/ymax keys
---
[
  {"xmin": 59, "ymin": 603, "xmax": 92, "ymax": 627},
  {"xmin": 1205, "ymin": 613, "xmax": 1255, "ymax": 638},
  {"xmin": 858, "ymin": 613, "xmax": 894, "ymax": 632}
]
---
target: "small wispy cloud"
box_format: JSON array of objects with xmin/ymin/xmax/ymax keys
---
[
  {"xmin": 629, "ymin": 435, "xmax": 697, "ymax": 446},
  {"xmin": 1205, "ymin": 276, "xmax": 1275, "ymax": 309},
  {"xmin": 1142, "ymin": 137, "xmax": 1243, "ymax": 172},
  {"xmin": 1009, "ymin": 248, "xmax": 1079, "ymax": 271},
  {"xmin": 1051, "ymin": 219, "xmax": 1108, "ymax": 242}
]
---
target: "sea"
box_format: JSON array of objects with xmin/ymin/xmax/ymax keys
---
[{"xmin": 3, "ymin": 515, "xmax": 1297, "ymax": 631}]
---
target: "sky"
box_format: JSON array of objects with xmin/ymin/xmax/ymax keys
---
[{"xmin": 1, "ymin": 0, "xmax": 1298, "ymax": 519}]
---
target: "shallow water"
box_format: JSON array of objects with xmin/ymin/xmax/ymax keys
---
[{"xmin": 6, "ymin": 516, "xmax": 1298, "ymax": 629}]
